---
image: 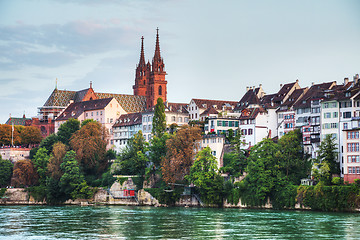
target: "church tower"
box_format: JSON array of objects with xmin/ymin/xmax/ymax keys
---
[
  {"xmin": 147, "ymin": 28, "xmax": 167, "ymax": 109},
  {"xmin": 133, "ymin": 36, "xmax": 150, "ymax": 96}
]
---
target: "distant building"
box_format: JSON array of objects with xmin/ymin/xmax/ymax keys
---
[{"xmin": 343, "ymin": 128, "xmax": 360, "ymax": 183}]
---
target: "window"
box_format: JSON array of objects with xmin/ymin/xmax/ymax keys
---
[
  {"xmin": 171, "ymin": 116, "xmax": 176, "ymax": 121},
  {"xmin": 348, "ymin": 143, "xmax": 360, "ymax": 152},
  {"xmin": 343, "ymin": 112, "xmax": 351, "ymax": 118},
  {"xmin": 235, "ymin": 121, "xmax": 239, "ymax": 127},
  {"xmin": 91, "ymin": 112, "xmax": 93, "ymax": 116},
  {"xmin": 158, "ymin": 86, "xmax": 162, "ymax": 95},
  {"xmin": 195, "ymin": 113, "xmax": 197, "ymax": 119},
  {"xmin": 248, "ymin": 128, "xmax": 253, "ymax": 135},
  {"xmin": 97, "ymin": 111, "xmax": 99, "ymax": 116},
  {"xmin": 347, "ymin": 131, "xmax": 359, "ymax": 139},
  {"xmin": 86, "ymin": 113, "xmax": 88, "ymax": 117},
  {"xmin": 324, "ymin": 113, "xmax": 331, "ymax": 118},
  {"xmin": 344, "ymin": 123, "xmax": 348, "ymax": 130},
  {"xmin": 178, "ymin": 117, "xmax": 182, "ymax": 122},
  {"xmin": 349, "ymin": 167, "xmax": 353, "ymax": 174},
  {"xmin": 217, "ymin": 120, "xmax": 222, "ymax": 126},
  {"xmin": 184, "ymin": 117, "xmax": 188, "ymax": 122}
]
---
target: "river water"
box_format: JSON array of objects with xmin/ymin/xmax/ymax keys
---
[{"xmin": 1, "ymin": 205, "xmax": 360, "ymax": 239}]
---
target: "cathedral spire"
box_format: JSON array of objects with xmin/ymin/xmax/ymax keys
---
[
  {"xmin": 153, "ymin": 28, "xmax": 161, "ymax": 61},
  {"xmin": 139, "ymin": 36, "xmax": 146, "ymax": 67}
]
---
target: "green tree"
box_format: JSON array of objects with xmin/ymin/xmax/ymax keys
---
[
  {"xmin": 32, "ymin": 147, "xmax": 50, "ymax": 185},
  {"xmin": 57, "ymin": 118, "xmax": 80, "ymax": 146},
  {"xmin": 221, "ymin": 130, "xmax": 247, "ymax": 177},
  {"xmin": 185, "ymin": 147, "xmax": 224, "ymax": 206},
  {"xmin": 0, "ymin": 157, "xmax": 13, "ymax": 187},
  {"xmin": 39, "ymin": 133, "xmax": 59, "ymax": 153},
  {"xmin": 152, "ymin": 98, "xmax": 166, "ymax": 137},
  {"xmin": 115, "ymin": 131, "xmax": 148, "ymax": 175},
  {"xmin": 316, "ymin": 134, "xmax": 340, "ymax": 176},
  {"xmin": 59, "ymin": 150, "xmax": 91, "ymax": 200},
  {"xmin": 148, "ymin": 133, "xmax": 169, "ymax": 170},
  {"xmin": 278, "ymin": 129, "xmax": 311, "ymax": 184},
  {"xmin": 241, "ymin": 139, "xmax": 285, "ymax": 206}
]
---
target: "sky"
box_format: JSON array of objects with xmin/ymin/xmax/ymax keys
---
[{"xmin": 0, "ymin": 0, "xmax": 360, "ymax": 123}]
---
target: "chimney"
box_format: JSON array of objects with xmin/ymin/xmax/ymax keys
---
[
  {"xmin": 354, "ymin": 74, "xmax": 359, "ymax": 84},
  {"xmin": 280, "ymin": 84, "xmax": 283, "ymax": 88},
  {"xmin": 344, "ymin": 78, "xmax": 349, "ymax": 85},
  {"xmin": 312, "ymin": 82, "xmax": 315, "ymax": 86},
  {"xmin": 246, "ymin": 86, "xmax": 249, "ymax": 91}
]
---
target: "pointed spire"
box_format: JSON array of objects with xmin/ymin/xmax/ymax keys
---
[
  {"xmin": 90, "ymin": 81, "xmax": 92, "ymax": 89},
  {"xmin": 154, "ymin": 28, "xmax": 161, "ymax": 61},
  {"xmin": 55, "ymin": 78, "xmax": 58, "ymax": 89},
  {"xmin": 139, "ymin": 36, "xmax": 146, "ymax": 67}
]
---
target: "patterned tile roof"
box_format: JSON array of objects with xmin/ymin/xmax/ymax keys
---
[
  {"xmin": 5, "ymin": 117, "xmax": 31, "ymax": 125},
  {"xmin": 96, "ymin": 93, "xmax": 146, "ymax": 113},
  {"xmin": 42, "ymin": 88, "xmax": 147, "ymax": 113},
  {"xmin": 43, "ymin": 89, "xmax": 76, "ymax": 107}
]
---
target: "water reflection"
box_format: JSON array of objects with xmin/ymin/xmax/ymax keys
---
[{"xmin": 1, "ymin": 206, "xmax": 360, "ymax": 239}]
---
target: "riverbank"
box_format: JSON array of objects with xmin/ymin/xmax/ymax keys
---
[{"xmin": 2, "ymin": 187, "xmax": 359, "ymax": 213}]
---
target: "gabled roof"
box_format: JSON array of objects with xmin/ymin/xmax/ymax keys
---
[
  {"xmin": 56, "ymin": 98, "xmax": 115, "ymax": 121},
  {"xmin": 192, "ymin": 99, "xmax": 237, "ymax": 110},
  {"xmin": 277, "ymin": 88, "xmax": 308, "ymax": 112},
  {"xmin": 234, "ymin": 89, "xmax": 261, "ymax": 111},
  {"xmin": 293, "ymin": 81, "xmax": 336, "ymax": 109},
  {"xmin": 113, "ymin": 112, "xmax": 142, "ymax": 127},
  {"xmin": 200, "ymin": 107, "xmax": 219, "ymax": 116},
  {"xmin": 272, "ymin": 81, "xmax": 299, "ymax": 103},
  {"xmin": 260, "ymin": 93, "xmax": 278, "ymax": 109},
  {"xmin": 5, "ymin": 117, "xmax": 31, "ymax": 125}
]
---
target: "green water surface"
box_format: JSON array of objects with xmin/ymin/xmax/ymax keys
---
[{"xmin": 0, "ymin": 205, "xmax": 360, "ymax": 239}]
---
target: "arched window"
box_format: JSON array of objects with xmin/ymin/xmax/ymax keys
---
[
  {"xmin": 159, "ymin": 86, "xmax": 162, "ymax": 95},
  {"xmin": 143, "ymin": 80, "xmax": 145, "ymax": 85}
]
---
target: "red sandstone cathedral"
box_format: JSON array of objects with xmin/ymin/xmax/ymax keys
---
[
  {"xmin": 6, "ymin": 29, "xmax": 169, "ymax": 137},
  {"xmin": 133, "ymin": 28, "xmax": 167, "ymax": 109}
]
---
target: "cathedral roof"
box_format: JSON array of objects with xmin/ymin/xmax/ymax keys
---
[
  {"xmin": 96, "ymin": 93, "xmax": 146, "ymax": 113},
  {"xmin": 42, "ymin": 88, "xmax": 147, "ymax": 113}
]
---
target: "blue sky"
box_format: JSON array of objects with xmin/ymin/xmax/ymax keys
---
[{"xmin": 1, "ymin": 0, "xmax": 360, "ymax": 123}]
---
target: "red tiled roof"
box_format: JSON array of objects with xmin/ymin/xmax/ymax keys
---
[
  {"xmin": 192, "ymin": 99, "xmax": 237, "ymax": 110},
  {"xmin": 56, "ymin": 98, "xmax": 114, "ymax": 121}
]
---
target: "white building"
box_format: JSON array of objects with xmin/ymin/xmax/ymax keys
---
[
  {"xmin": 199, "ymin": 134, "xmax": 225, "ymax": 169},
  {"xmin": 112, "ymin": 112, "xmax": 142, "ymax": 153},
  {"xmin": 188, "ymin": 99, "xmax": 237, "ymax": 121}
]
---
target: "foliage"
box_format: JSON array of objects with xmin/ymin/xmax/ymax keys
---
[
  {"xmin": 185, "ymin": 147, "xmax": 224, "ymax": 206},
  {"xmin": 145, "ymin": 182, "xmax": 183, "ymax": 206},
  {"xmin": 148, "ymin": 133, "xmax": 169, "ymax": 170},
  {"xmin": 29, "ymin": 147, "xmax": 39, "ymax": 160},
  {"xmin": 46, "ymin": 177, "xmax": 67, "ymax": 205},
  {"xmin": 39, "ymin": 134, "xmax": 59, "ymax": 153},
  {"xmin": 0, "ymin": 188, "xmax": 6, "ymax": 198},
  {"xmin": 70, "ymin": 121, "xmax": 108, "ymax": 176},
  {"xmin": 81, "ymin": 119, "xmax": 97, "ymax": 128},
  {"xmin": 31, "ymin": 147, "xmax": 50, "ymax": 185},
  {"xmin": 221, "ymin": 131, "xmax": 247, "ymax": 177},
  {"xmin": 59, "ymin": 151, "xmax": 90, "ymax": 200},
  {"xmin": 296, "ymin": 183, "xmax": 360, "ymax": 211},
  {"xmin": 278, "ymin": 129, "xmax": 311, "ymax": 185},
  {"xmin": 11, "ymin": 160, "xmax": 38, "ymax": 187},
  {"xmin": 106, "ymin": 149, "xmax": 117, "ymax": 160},
  {"xmin": 116, "ymin": 130, "xmax": 148, "ymax": 175},
  {"xmin": 152, "ymin": 97, "xmax": 166, "ymax": 137},
  {"xmin": 161, "ymin": 125, "xmax": 202, "ymax": 184},
  {"xmin": 312, "ymin": 162, "xmax": 331, "ymax": 184},
  {"xmin": 240, "ymin": 139, "xmax": 284, "ymax": 207},
  {"xmin": 27, "ymin": 185, "xmax": 47, "ymax": 202},
  {"xmin": 57, "ymin": 118, "xmax": 80, "ymax": 146},
  {"xmin": 316, "ymin": 134, "xmax": 340, "ymax": 175},
  {"xmin": 47, "ymin": 142, "xmax": 67, "ymax": 180},
  {"xmin": 0, "ymin": 124, "xmax": 21, "ymax": 146},
  {"xmin": 100, "ymin": 171, "xmax": 116, "ymax": 187},
  {"xmin": 20, "ymin": 126, "xmax": 43, "ymax": 147},
  {"xmin": 0, "ymin": 158, "xmax": 13, "ymax": 187},
  {"xmin": 132, "ymin": 176, "xmax": 144, "ymax": 190},
  {"xmin": 332, "ymin": 177, "xmax": 344, "ymax": 185}
]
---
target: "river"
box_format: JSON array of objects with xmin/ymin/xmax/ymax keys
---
[{"xmin": 1, "ymin": 205, "xmax": 360, "ymax": 239}]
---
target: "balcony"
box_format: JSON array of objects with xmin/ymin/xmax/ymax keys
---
[{"xmin": 311, "ymin": 137, "xmax": 320, "ymax": 143}]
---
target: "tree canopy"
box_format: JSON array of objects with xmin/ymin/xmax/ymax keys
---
[
  {"xmin": 57, "ymin": 118, "xmax": 80, "ymax": 146},
  {"xmin": 0, "ymin": 157, "xmax": 13, "ymax": 187},
  {"xmin": 161, "ymin": 125, "xmax": 202, "ymax": 184},
  {"xmin": 152, "ymin": 97, "xmax": 166, "ymax": 137}
]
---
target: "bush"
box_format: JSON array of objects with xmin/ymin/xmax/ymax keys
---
[
  {"xmin": 0, "ymin": 188, "xmax": 6, "ymax": 198},
  {"xmin": 27, "ymin": 185, "xmax": 47, "ymax": 202},
  {"xmin": 145, "ymin": 186, "xmax": 183, "ymax": 206}
]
